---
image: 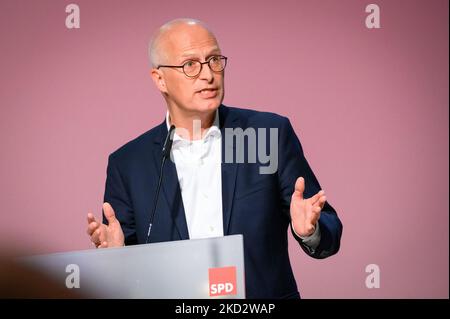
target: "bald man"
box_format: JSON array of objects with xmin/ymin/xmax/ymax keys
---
[{"xmin": 86, "ymin": 18, "xmax": 342, "ymax": 298}]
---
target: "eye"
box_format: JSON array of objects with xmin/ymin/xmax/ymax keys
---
[
  {"xmin": 184, "ymin": 60, "xmax": 195, "ymax": 67},
  {"xmin": 210, "ymin": 56, "xmax": 220, "ymax": 63}
]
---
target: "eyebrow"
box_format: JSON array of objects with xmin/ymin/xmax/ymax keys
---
[{"xmin": 180, "ymin": 48, "xmax": 221, "ymax": 60}]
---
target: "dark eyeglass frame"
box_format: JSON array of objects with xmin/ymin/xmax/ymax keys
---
[{"xmin": 157, "ymin": 55, "xmax": 228, "ymax": 78}]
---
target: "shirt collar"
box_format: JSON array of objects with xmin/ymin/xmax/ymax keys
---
[{"xmin": 165, "ymin": 109, "xmax": 221, "ymax": 145}]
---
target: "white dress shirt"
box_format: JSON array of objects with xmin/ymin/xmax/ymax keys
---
[
  {"xmin": 166, "ymin": 110, "xmax": 321, "ymax": 250},
  {"xmin": 166, "ymin": 110, "xmax": 224, "ymax": 239}
]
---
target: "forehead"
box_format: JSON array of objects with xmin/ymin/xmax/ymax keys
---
[{"xmin": 162, "ymin": 24, "xmax": 220, "ymax": 60}]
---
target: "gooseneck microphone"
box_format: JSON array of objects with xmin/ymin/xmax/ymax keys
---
[{"xmin": 146, "ymin": 125, "xmax": 176, "ymax": 244}]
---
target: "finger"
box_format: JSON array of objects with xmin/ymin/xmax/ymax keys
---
[
  {"xmin": 87, "ymin": 213, "xmax": 96, "ymax": 224},
  {"xmin": 309, "ymin": 190, "xmax": 325, "ymax": 205},
  {"xmin": 94, "ymin": 240, "xmax": 101, "ymax": 248},
  {"xmin": 103, "ymin": 202, "xmax": 117, "ymax": 224},
  {"xmin": 293, "ymin": 177, "xmax": 305, "ymax": 200},
  {"xmin": 86, "ymin": 221, "xmax": 99, "ymax": 236},
  {"xmin": 312, "ymin": 206, "xmax": 321, "ymax": 214},
  {"xmin": 318, "ymin": 195, "xmax": 327, "ymax": 209},
  {"xmin": 98, "ymin": 227, "xmax": 106, "ymax": 243},
  {"xmin": 99, "ymin": 241, "xmax": 108, "ymax": 248},
  {"xmin": 308, "ymin": 207, "xmax": 321, "ymax": 226},
  {"xmin": 87, "ymin": 213, "xmax": 100, "ymax": 230},
  {"xmin": 91, "ymin": 228, "xmax": 101, "ymax": 245},
  {"xmin": 312, "ymin": 196, "xmax": 326, "ymax": 213},
  {"xmin": 91, "ymin": 230, "xmax": 100, "ymax": 245}
]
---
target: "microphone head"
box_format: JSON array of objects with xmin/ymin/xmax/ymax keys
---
[{"xmin": 162, "ymin": 125, "xmax": 176, "ymax": 158}]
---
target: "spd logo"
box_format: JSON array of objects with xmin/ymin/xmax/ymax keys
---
[{"xmin": 208, "ymin": 266, "xmax": 237, "ymax": 297}]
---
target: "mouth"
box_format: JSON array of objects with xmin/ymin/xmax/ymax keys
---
[{"xmin": 197, "ymin": 88, "xmax": 218, "ymax": 99}]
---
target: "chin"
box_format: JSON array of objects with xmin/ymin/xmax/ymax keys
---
[{"xmin": 195, "ymin": 98, "xmax": 222, "ymax": 112}]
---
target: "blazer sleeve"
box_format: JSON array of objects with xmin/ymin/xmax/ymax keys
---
[
  {"xmin": 277, "ymin": 117, "xmax": 343, "ymax": 259},
  {"xmin": 103, "ymin": 154, "xmax": 138, "ymax": 245}
]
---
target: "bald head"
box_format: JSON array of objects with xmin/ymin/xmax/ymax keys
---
[{"xmin": 148, "ymin": 18, "xmax": 218, "ymax": 67}]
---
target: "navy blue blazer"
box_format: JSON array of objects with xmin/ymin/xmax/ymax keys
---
[{"xmin": 103, "ymin": 104, "xmax": 342, "ymax": 299}]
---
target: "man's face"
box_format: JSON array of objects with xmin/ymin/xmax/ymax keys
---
[{"xmin": 155, "ymin": 24, "xmax": 225, "ymax": 114}]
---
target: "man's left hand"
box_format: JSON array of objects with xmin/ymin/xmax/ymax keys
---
[{"xmin": 290, "ymin": 177, "xmax": 326, "ymax": 237}]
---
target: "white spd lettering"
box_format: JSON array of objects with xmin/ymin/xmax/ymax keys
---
[{"xmin": 210, "ymin": 282, "xmax": 234, "ymax": 294}]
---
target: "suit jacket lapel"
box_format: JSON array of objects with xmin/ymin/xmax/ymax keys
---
[
  {"xmin": 152, "ymin": 123, "xmax": 189, "ymax": 240},
  {"xmin": 219, "ymin": 105, "xmax": 240, "ymax": 236}
]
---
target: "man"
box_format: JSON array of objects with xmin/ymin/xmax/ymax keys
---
[{"xmin": 86, "ymin": 18, "xmax": 342, "ymax": 299}]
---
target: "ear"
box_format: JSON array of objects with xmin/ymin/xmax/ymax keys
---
[{"xmin": 150, "ymin": 68, "xmax": 168, "ymax": 93}]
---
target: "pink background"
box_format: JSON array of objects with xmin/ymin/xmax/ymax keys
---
[{"xmin": 0, "ymin": 0, "xmax": 448, "ymax": 298}]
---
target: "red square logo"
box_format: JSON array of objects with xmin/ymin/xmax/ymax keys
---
[{"xmin": 208, "ymin": 266, "xmax": 237, "ymax": 297}]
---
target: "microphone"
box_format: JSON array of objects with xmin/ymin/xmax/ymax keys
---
[{"xmin": 146, "ymin": 124, "xmax": 176, "ymax": 244}]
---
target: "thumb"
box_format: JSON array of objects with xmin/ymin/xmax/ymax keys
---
[
  {"xmin": 103, "ymin": 202, "xmax": 117, "ymax": 224},
  {"xmin": 293, "ymin": 177, "xmax": 305, "ymax": 200}
]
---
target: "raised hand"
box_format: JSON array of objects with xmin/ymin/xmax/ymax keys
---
[
  {"xmin": 86, "ymin": 202, "xmax": 124, "ymax": 248},
  {"xmin": 290, "ymin": 177, "xmax": 326, "ymax": 237}
]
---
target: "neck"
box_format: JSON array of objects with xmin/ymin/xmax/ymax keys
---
[{"xmin": 167, "ymin": 106, "xmax": 216, "ymax": 141}]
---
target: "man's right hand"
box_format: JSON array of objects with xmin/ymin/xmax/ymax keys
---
[{"xmin": 87, "ymin": 202, "xmax": 125, "ymax": 248}]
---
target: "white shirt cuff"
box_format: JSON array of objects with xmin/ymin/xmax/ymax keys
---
[{"xmin": 292, "ymin": 222, "xmax": 321, "ymax": 253}]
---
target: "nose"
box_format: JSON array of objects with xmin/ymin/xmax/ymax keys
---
[{"xmin": 198, "ymin": 62, "xmax": 214, "ymax": 82}]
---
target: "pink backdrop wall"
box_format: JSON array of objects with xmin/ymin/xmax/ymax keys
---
[{"xmin": 0, "ymin": 0, "xmax": 448, "ymax": 298}]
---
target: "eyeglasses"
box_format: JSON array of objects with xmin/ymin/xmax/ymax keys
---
[{"xmin": 157, "ymin": 55, "xmax": 228, "ymax": 78}]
